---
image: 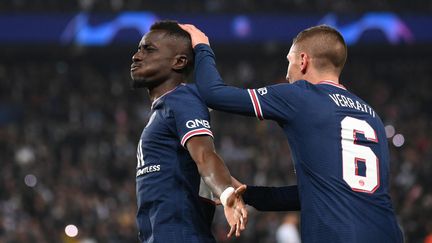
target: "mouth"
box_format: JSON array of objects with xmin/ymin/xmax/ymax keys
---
[{"xmin": 130, "ymin": 63, "xmax": 141, "ymax": 71}]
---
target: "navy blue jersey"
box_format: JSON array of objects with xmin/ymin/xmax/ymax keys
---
[
  {"xmin": 135, "ymin": 83, "xmax": 216, "ymax": 243},
  {"xmin": 193, "ymin": 44, "xmax": 403, "ymax": 243}
]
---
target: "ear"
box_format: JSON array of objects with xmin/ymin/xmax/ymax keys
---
[
  {"xmin": 172, "ymin": 54, "xmax": 188, "ymax": 71},
  {"xmin": 300, "ymin": 52, "xmax": 309, "ymax": 74}
]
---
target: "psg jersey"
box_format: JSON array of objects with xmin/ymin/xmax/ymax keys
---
[
  {"xmin": 193, "ymin": 44, "xmax": 403, "ymax": 243},
  {"xmin": 135, "ymin": 83, "xmax": 216, "ymax": 243}
]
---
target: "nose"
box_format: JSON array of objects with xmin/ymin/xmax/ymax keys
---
[{"xmin": 132, "ymin": 51, "xmax": 141, "ymax": 63}]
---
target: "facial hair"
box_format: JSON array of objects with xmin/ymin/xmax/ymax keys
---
[
  {"xmin": 131, "ymin": 78, "xmax": 146, "ymax": 89},
  {"xmin": 130, "ymin": 75, "xmax": 160, "ymax": 90}
]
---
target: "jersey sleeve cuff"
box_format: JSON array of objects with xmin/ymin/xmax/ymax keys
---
[
  {"xmin": 247, "ymin": 89, "xmax": 264, "ymax": 120},
  {"xmin": 181, "ymin": 128, "xmax": 214, "ymax": 147}
]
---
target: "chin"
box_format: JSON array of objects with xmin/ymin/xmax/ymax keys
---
[
  {"xmin": 131, "ymin": 79, "xmax": 146, "ymax": 89},
  {"xmin": 130, "ymin": 74, "xmax": 145, "ymax": 89}
]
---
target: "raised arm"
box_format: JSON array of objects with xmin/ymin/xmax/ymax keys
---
[
  {"xmin": 180, "ymin": 24, "xmax": 300, "ymax": 123},
  {"xmin": 180, "ymin": 24, "xmax": 259, "ymax": 117}
]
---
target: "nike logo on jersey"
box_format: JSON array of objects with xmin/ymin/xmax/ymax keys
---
[{"xmin": 329, "ymin": 93, "xmax": 376, "ymax": 117}]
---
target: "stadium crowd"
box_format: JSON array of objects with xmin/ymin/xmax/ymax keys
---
[{"xmin": 0, "ymin": 44, "xmax": 431, "ymax": 243}]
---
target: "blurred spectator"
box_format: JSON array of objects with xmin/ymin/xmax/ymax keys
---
[
  {"xmin": 276, "ymin": 213, "xmax": 301, "ymax": 243},
  {"xmin": 0, "ymin": 43, "xmax": 431, "ymax": 242}
]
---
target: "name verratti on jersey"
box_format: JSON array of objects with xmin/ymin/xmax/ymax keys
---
[{"xmin": 329, "ymin": 93, "xmax": 376, "ymax": 117}]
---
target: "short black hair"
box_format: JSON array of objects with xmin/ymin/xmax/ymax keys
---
[{"xmin": 150, "ymin": 20, "xmax": 194, "ymax": 76}]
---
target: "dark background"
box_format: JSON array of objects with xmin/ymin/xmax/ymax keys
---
[{"xmin": 1, "ymin": 1, "xmax": 432, "ymax": 242}]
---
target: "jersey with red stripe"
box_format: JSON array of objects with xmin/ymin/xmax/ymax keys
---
[
  {"xmin": 193, "ymin": 44, "xmax": 403, "ymax": 243},
  {"xmin": 135, "ymin": 83, "xmax": 216, "ymax": 243}
]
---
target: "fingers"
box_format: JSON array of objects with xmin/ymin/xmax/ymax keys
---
[
  {"xmin": 235, "ymin": 221, "xmax": 241, "ymax": 237},
  {"xmin": 234, "ymin": 184, "xmax": 247, "ymax": 195},
  {"xmin": 178, "ymin": 23, "xmax": 210, "ymax": 47},
  {"xmin": 222, "ymin": 185, "xmax": 246, "ymax": 207},
  {"xmin": 181, "ymin": 24, "xmax": 201, "ymax": 33},
  {"xmin": 178, "ymin": 23, "xmax": 193, "ymax": 31},
  {"xmin": 231, "ymin": 176, "xmax": 242, "ymax": 188},
  {"xmin": 239, "ymin": 215, "xmax": 245, "ymax": 231},
  {"xmin": 224, "ymin": 209, "xmax": 245, "ymax": 238},
  {"xmin": 227, "ymin": 224, "xmax": 236, "ymax": 238},
  {"xmin": 227, "ymin": 222, "xmax": 241, "ymax": 238},
  {"xmin": 232, "ymin": 209, "xmax": 247, "ymax": 237},
  {"xmin": 238, "ymin": 201, "xmax": 247, "ymax": 231},
  {"xmin": 178, "ymin": 24, "xmax": 198, "ymax": 34},
  {"xmin": 223, "ymin": 193, "xmax": 248, "ymax": 238},
  {"xmin": 241, "ymin": 207, "xmax": 248, "ymax": 227}
]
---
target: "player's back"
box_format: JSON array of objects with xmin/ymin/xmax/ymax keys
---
[
  {"xmin": 191, "ymin": 44, "xmax": 403, "ymax": 242},
  {"xmin": 281, "ymin": 80, "xmax": 403, "ymax": 242},
  {"xmin": 135, "ymin": 84, "xmax": 216, "ymax": 243}
]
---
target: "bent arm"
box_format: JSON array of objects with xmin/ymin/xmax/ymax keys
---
[
  {"xmin": 187, "ymin": 135, "xmax": 248, "ymax": 237},
  {"xmin": 187, "ymin": 135, "xmax": 232, "ymax": 196},
  {"xmin": 194, "ymin": 44, "xmax": 258, "ymax": 118},
  {"xmin": 243, "ymin": 185, "xmax": 300, "ymax": 211}
]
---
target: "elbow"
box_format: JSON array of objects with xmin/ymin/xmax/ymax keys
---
[
  {"xmin": 197, "ymin": 82, "xmax": 225, "ymax": 107},
  {"xmin": 201, "ymin": 90, "xmax": 222, "ymax": 109}
]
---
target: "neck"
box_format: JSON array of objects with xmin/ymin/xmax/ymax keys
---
[
  {"xmin": 304, "ymin": 71, "xmax": 339, "ymax": 85},
  {"xmin": 148, "ymin": 78, "xmax": 183, "ymax": 102}
]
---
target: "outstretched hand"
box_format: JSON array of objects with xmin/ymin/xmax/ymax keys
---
[
  {"xmin": 179, "ymin": 24, "xmax": 210, "ymax": 48},
  {"xmin": 224, "ymin": 185, "xmax": 248, "ymax": 238}
]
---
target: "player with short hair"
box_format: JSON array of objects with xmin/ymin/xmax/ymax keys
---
[
  {"xmin": 130, "ymin": 20, "xmax": 246, "ymax": 243},
  {"xmin": 180, "ymin": 24, "xmax": 403, "ymax": 242}
]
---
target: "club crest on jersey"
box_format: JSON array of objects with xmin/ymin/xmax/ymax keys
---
[
  {"xmin": 186, "ymin": 119, "xmax": 210, "ymax": 129},
  {"xmin": 257, "ymin": 87, "xmax": 268, "ymax": 96}
]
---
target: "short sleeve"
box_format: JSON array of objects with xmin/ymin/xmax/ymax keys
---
[{"xmin": 167, "ymin": 92, "xmax": 214, "ymax": 148}]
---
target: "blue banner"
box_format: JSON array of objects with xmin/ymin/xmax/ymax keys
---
[{"xmin": 0, "ymin": 12, "xmax": 428, "ymax": 46}]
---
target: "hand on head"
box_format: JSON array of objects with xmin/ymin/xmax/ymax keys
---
[{"xmin": 179, "ymin": 24, "xmax": 210, "ymax": 48}]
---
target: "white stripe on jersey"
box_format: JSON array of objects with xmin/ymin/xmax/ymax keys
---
[
  {"xmin": 181, "ymin": 128, "xmax": 214, "ymax": 147},
  {"xmin": 247, "ymin": 89, "xmax": 264, "ymax": 120}
]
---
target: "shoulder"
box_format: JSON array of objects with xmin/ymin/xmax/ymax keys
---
[
  {"xmin": 269, "ymin": 80, "xmax": 311, "ymax": 91},
  {"xmin": 164, "ymin": 83, "xmax": 207, "ymax": 111},
  {"xmin": 262, "ymin": 80, "xmax": 310, "ymax": 99},
  {"xmin": 166, "ymin": 83, "xmax": 202, "ymax": 102}
]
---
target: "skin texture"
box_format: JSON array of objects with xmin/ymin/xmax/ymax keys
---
[
  {"xmin": 285, "ymin": 43, "xmax": 340, "ymax": 85},
  {"xmin": 131, "ymin": 30, "xmax": 188, "ymax": 100},
  {"xmin": 131, "ymin": 28, "xmax": 247, "ymax": 237}
]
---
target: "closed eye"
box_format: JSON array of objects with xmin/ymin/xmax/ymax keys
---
[
  {"xmin": 144, "ymin": 45, "xmax": 156, "ymax": 51},
  {"xmin": 137, "ymin": 44, "xmax": 156, "ymax": 52}
]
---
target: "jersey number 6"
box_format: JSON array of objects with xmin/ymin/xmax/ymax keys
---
[{"xmin": 341, "ymin": 116, "xmax": 379, "ymax": 193}]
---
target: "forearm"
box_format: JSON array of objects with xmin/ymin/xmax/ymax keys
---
[
  {"xmin": 197, "ymin": 151, "xmax": 232, "ymax": 197},
  {"xmin": 194, "ymin": 44, "xmax": 256, "ymax": 116},
  {"xmin": 243, "ymin": 185, "xmax": 300, "ymax": 211}
]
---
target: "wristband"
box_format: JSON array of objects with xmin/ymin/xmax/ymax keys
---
[{"xmin": 220, "ymin": 187, "xmax": 235, "ymax": 207}]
